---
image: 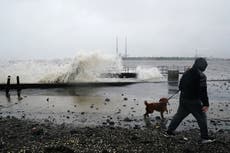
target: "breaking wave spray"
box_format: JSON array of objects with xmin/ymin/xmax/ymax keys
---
[{"xmin": 0, "ymin": 51, "xmax": 163, "ymax": 83}]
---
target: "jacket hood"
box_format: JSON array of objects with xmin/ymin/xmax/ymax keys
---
[{"xmin": 192, "ymin": 58, "xmax": 208, "ymax": 72}]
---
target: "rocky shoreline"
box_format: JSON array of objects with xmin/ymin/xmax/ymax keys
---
[{"xmin": 0, "ymin": 117, "xmax": 230, "ymax": 153}]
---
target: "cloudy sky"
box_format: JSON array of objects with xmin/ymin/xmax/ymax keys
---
[{"xmin": 0, "ymin": 0, "xmax": 229, "ymax": 59}]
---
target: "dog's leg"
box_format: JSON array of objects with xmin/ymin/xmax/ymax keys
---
[
  {"xmin": 144, "ymin": 113, "xmax": 148, "ymax": 118},
  {"xmin": 160, "ymin": 112, "xmax": 164, "ymax": 119},
  {"xmin": 166, "ymin": 109, "xmax": 168, "ymax": 114}
]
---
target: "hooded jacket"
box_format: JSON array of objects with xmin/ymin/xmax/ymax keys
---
[{"xmin": 179, "ymin": 58, "xmax": 209, "ymax": 106}]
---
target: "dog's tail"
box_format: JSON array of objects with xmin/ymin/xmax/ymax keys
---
[{"xmin": 144, "ymin": 101, "xmax": 148, "ymax": 105}]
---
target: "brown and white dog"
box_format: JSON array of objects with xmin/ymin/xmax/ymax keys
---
[{"xmin": 144, "ymin": 98, "xmax": 169, "ymax": 119}]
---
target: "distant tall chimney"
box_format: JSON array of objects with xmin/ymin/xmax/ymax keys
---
[
  {"xmin": 116, "ymin": 36, "xmax": 118, "ymax": 55},
  {"xmin": 195, "ymin": 49, "xmax": 198, "ymax": 58},
  {"xmin": 125, "ymin": 36, "xmax": 127, "ymax": 57}
]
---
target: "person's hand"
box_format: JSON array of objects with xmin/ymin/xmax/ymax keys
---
[{"xmin": 202, "ymin": 106, "xmax": 209, "ymax": 112}]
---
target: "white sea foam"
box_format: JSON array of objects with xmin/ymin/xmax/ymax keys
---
[
  {"xmin": 0, "ymin": 51, "xmax": 164, "ymax": 83},
  {"xmin": 0, "ymin": 59, "xmax": 71, "ymax": 83},
  {"xmin": 52, "ymin": 51, "xmax": 123, "ymax": 83},
  {"xmin": 136, "ymin": 66, "xmax": 163, "ymax": 81}
]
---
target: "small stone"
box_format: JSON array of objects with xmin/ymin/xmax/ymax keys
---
[
  {"xmin": 123, "ymin": 97, "xmax": 128, "ymax": 101},
  {"xmin": 131, "ymin": 134, "xmax": 139, "ymax": 140},
  {"xmin": 105, "ymin": 98, "xmax": 110, "ymax": 102},
  {"xmin": 44, "ymin": 119, "xmax": 49, "ymax": 122},
  {"xmin": 0, "ymin": 141, "xmax": 5, "ymax": 149},
  {"xmin": 102, "ymin": 149, "xmax": 109, "ymax": 153},
  {"xmin": 218, "ymin": 129, "xmax": 224, "ymax": 133},
  {"xmin": 116, "ymin": 111, "xmax": 121, "ymax": 114},
  {"xmin": 44, "ymin": 145, "xmax": 74, "ymax": 153},
  {"xmin": 155, "ymin": 116, "xmax": 161, "ymax": 120},
  {"xmin": 81, "ymin": 112, "xmax": 85, "ymax": 115},
  {"xmin": 210, "ymin": 120, "xmax": 215, "ymax": 123},
  {"xmin": 22, "ymin": 115, "xmax": 25, "ymax": 119},
  {"xmin": 183, "ymin": 146, "xmax": 194, "ymax": 153},
  {"xmin": 124, "ymin": 117, "xmax": 132, "ymax": 122},
  {"xmin": 109, "ymin": 121, "xmax": 115, "ymax": 126},
  {"xmin": 134, "ymin": 125, "xmax": 140, "ymax": 129},
  {"xmin": 210, "ymin": 120, "xmax": 217, "ymax": 126},
  {"xmin": 70, "ymin": 130, "xmax": 77, "ymax": 135},
  {"xmin": 183, "ymin": 137, "xmax": 188, "ymax": 141},
  {"xmin": 31, "ymin": 127, "xmax": 44, "ymax": 136}
]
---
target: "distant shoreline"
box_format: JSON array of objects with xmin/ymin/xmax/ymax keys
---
[
  {"xmin": 0, "ymin": 56, "xmax": 229, "ymax": 62},
  {"xmin": 122, "ymin": 56, "xmax": 230, "ymax": 60}
]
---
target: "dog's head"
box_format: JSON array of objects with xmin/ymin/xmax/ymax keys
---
[{"xmin": 159, "ymin": 98, "xmax": 168, "ymax": 103}]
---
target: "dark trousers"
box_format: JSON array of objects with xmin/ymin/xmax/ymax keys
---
[{"xmin": 168, "ymin": 97, "xmax": 208, "ymax": 139}]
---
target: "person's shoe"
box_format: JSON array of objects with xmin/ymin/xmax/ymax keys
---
[
  {"xmin": 201, "ymin": 138, "xmax": 216, "ymax": 144},
  {"xmin": 166, "ymin": 130, "xmax": 176, "ymax": 136},
  {"xmin": 162, "ymin": 130, "xmax": 176, "ymax": 137}
]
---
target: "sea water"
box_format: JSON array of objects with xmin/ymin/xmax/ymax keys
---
[{"xmin": 0, "ymin": 51, "xmax": 230, "ymax": 129}]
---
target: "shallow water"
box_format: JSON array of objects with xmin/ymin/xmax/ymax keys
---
[
  {"xmin": 0, "ymin": 57, "xmax": 230, "ymax": 131},
  {"xmin": 1, "ymin": 81, "xmax": 230, "ymax": 131}
]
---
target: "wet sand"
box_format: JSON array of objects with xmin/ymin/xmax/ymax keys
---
[
  {"xmin": 0, "ymin": 91, "xmax": 229, "ymax": 131},
  {"xmin": 1, "ymin": 97, "xmax": 230, "ymax": 153}
]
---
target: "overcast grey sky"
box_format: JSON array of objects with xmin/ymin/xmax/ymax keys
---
[{"xmin": 0, "ymin": 0, "xmax": 230, "ymax": 59}]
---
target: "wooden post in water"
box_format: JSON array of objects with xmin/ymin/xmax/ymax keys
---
[
  {"xmin": 6, "ymin": 75, "xmax": 11, "ymax": 96},
  {"xmin": 168, "ymin": 70, "xmax": 179, "ymax": 85},
  {"xmin": 16, "ymin": 76, "xmax": 22, "ymax": 100},
  {"xmin": 16, "ymin": 76, "xmax": 20, "ymax": 87}
]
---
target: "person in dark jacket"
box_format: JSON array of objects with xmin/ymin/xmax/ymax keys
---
[{"xmin": 167, "ymin": 58, "xmax": 214, "ymax": 144}]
